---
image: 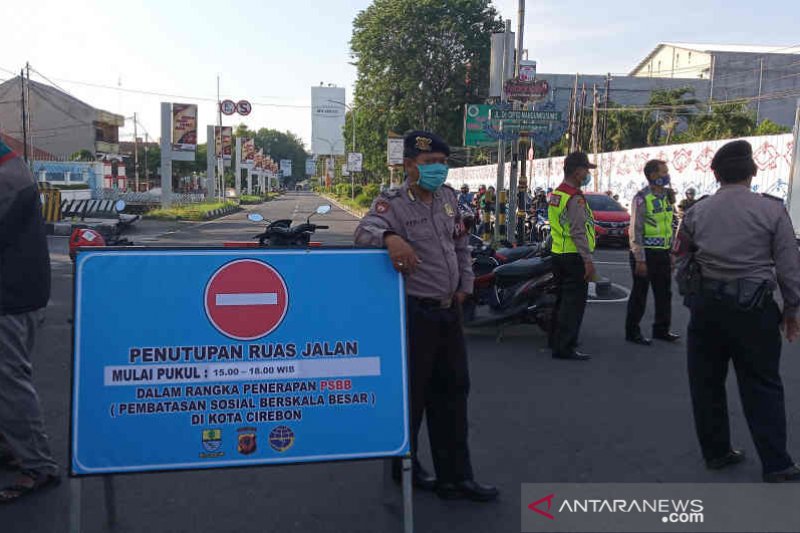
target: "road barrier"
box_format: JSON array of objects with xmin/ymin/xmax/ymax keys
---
[
  {"xmin": 69, "ymin": 249, "xmax": 413, "ymax": 532},
  {"xmin": 61, "ymin": 199, "xmax": 119, "ymax": 219},
  {"xmin": 40, "ymin": 182, "xmax": 62, "ymax": 223}
]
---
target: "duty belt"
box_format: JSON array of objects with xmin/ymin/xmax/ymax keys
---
[
  {"xmin": 410, "ymin": 295, "xmax": 454, "ymax": 309},
  {"xmin": 700, "ymin": 278, "xmax": 773, "ymax": 310}
]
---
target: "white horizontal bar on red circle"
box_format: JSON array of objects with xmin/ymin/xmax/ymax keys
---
[{"xmin": 215, "ymin": 293, "xmax": 278, "ymax": 306}]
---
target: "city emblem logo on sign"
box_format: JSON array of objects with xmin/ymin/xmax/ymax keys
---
[{"xmin": 204, "ymin": 259, "xmax": 289, "ymax": 341}]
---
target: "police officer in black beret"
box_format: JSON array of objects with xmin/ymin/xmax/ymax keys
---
[
  {"xmin": 355, "ymin": 131, "xmax": 498, "ymax": 501},
  {"xmin": 674, "ymin": 140, "xmax": 800, "ymax": 482}
]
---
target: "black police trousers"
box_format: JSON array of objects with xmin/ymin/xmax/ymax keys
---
[
  {"xmin": 550, "ymin": 253, "xmax": 588, "ymax": 357},
  {"xmin": 405, "ymin": 296, "xmax": 473, "ymax": 483},
  {"xmin": 687, "ymin": 293, "xmax": 793, "ymax": 474},
  {"xmin": 625, "ymin": 249, "xmax": 672, "ymax": 337}
]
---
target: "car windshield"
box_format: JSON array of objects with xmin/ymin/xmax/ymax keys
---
[{"xmin": 585, "ymin": 195, "xmax": 627, "ymax": 212}]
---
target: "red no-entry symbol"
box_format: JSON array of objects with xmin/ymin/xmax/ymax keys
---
[{"xmin": 204, "ymin": 259, "xmax": 289, "ymax": 340}]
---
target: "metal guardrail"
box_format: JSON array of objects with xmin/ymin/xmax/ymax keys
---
[{"xmin": 94, "ymin": 189, "xmax": 206, "ymax": 205}]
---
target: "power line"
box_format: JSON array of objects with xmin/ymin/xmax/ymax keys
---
[
  {"xmin": 29, "ymin": 66, "xmax": 73, "ymax": 97},
  {"xmin": 597, "ymin": 86, "xmax": 800, "ymax": 112},
  {"xmin": 50, "ymin": 76, "xmax": 312, "ymax": 109}
]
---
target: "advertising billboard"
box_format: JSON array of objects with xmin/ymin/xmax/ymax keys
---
[
  {"xmin": 171, "ymin": 103, "xmax": 197, "ymax": 162},
  {"xmin": 311, "ymin": 86, "xmax": 346, "ymax": 156}
]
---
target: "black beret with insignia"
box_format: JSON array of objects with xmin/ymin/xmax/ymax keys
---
[
  {"xmin": 403, "ymin": 130, "xmax": 450, "ymax": 159},
  {"xmin": 711, "ymin": 140, "xmax": 754, "ymax": 170}
]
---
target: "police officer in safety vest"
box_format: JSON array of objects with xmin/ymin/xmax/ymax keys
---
[
  {"xmin": 548, "ymin": 152, "xmax": 597, "ymax": 361},
  {"xmin": 625, "ymin": 159, "xmax": 681, "ymax": 345}
]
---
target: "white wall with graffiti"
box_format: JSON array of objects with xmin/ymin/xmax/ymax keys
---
[{"xmin": 448, "ymin": 133, "xmax": 794, "ymax": 207}]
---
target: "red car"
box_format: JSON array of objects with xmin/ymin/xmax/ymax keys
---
[{"xmin": 584, "ymin": 192, "xmax": 630, "ymax": 246}]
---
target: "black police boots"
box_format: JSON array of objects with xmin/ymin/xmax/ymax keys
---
[{"xmin": 436, "ymin": 480, "xmax": 499, "ymax": 502}]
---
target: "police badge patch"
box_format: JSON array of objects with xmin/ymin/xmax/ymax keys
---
[
  {"xmin": 444, "ymin": 203, "xmax": 454, "ymax": 217},
  {"xmin": 237, "ymin": 427, "xmax": 257, "ymax": 455},
  {"xmin": 454, "ymin": 220, "xmax": 465, "ymax": 239},
  {"xmin": 415, "ymin": 136, "xmax": 433, "ymax": 151},
  {"xmin": 376, "ymin": 200, "xmax": 390, "ymax": 214},
  {"xmin": 548, "ymin": 194, "xmax": 561, "ymax": 207}
]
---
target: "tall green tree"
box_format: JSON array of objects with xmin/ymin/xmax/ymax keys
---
[
  {"xmin": 754, "ymin": 118, "xmax": 791, "ymax": 136},
  {"xmin": 681, "ymin": 103, "xmax": 757, "ymax": 142},
  {"xmin": 233, "ymin": 125, "xmax": 309, "ymax": 186},
  {"xmin": 348, "ymin": 0, "xmax": 503, "ymax": 179}
]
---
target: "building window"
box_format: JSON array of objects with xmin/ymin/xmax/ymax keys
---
[
  {"xmin": 676, "ymin": 53, "xmax": 680, "ymax": 66},
  {"xmin": 688, "ymin": 52, "xmax": 692, "ymax": 63}
]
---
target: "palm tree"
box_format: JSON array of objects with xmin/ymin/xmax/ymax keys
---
[{"xmin": 647, "ymin": 88, "xmax": 700, "ymax": 145}]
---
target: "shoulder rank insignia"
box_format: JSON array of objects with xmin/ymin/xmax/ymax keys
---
[
  {"xmin": 375, "ymin": 200, "xmax": 390, "ymax": 214},
  {"xmin": 444, "ymin": 203, "xmax": 455, "ymax": 217}
]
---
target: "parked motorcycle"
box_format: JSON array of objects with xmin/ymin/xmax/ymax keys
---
[
  {"xmin": 463, "ymin": 235, "xmax": 557, "ymax": 334},
  {"xmin": 233, "ymin": 205, "xmax": 331, "ymax": 247},
  {"xmin": 526, "ymin": 208, "xmax": 550, "ymax": 243},
  {"xmin": 69, "ymin": 200, "xmax": 139, "ymax": 261}
]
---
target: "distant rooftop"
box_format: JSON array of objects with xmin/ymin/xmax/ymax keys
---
[
  {"xmin": 631, "ymin": 42, "xmax": 800, "ymax": 75},
  {"xmin": 661, "ymin": 42, "xmax": 800, "ymax": 55}
]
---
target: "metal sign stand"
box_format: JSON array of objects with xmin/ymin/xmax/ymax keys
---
[
  {"xmin": 70, "ymin": 475, "xmax": 119, "ymax": 532},
  {"xmin": 382, "ymin": 456, "xmax": 414, "ymax": 533},
  {"xmin": 69, "ymin": 478, "xmax": 81, "ymax": 533}
]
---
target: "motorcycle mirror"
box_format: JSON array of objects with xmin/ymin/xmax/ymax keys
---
[
  {"xmin": 248, "ymin": 213, "xmax": 264, "ymax": 222},
  {"xmin": 316, "ymin": 205, "xmax": 331, "ymax": 215},
  {"xmin": 114, "ymin": 200, "xmax": 126, "ymax": 212}
]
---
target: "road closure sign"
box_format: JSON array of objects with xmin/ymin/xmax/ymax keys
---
[{"xmin": 71, "ymin": 249, "xmax": 409, "ymax": 475}]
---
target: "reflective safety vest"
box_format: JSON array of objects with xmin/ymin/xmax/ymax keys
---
[
  {"xmin": 548, "ymin": 189, "xmax": 596, "ymax": 254},
  {"xmin": 643, "ymin": 192, "xmax": 674, "ymax": 249}
]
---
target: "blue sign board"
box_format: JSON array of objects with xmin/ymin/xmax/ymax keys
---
[{"xmin": 71, "ymin": 249, "xmax": 409, "ymax": 475}]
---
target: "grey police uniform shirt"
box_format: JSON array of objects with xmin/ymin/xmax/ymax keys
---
[
  {"xmin": 678, "ymin": 184, "xmax": 800, "ymax": 317},
  {"xmin": 354, "ymin": 182, "xmax": 474, "ymax": 300},
  {"xmin": 629, "ymin": 186, "xmax": 673, "ymax": 262}
]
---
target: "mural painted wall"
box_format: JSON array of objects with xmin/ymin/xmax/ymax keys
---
[{"xmin": 448, "ymin": 134, "xmax": 794, "ymax": 207}]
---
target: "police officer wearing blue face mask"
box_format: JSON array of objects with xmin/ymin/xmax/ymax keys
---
[
  {"xmin": 548, "ymin": 152, "xmax": 598, "ymax": 361},
  {"xmin": 354, "ymin": 130, "xmax": 498, "ymax": 502},
  {"xmin": 625, "ymin": 159, "xmax": 681, "ymax": 345}
]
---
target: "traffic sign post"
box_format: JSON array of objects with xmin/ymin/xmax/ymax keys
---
[
  {"xmin": 236, "ymin": 100, "xmax": 252, "ymax": 116},
  {"xmin": 70, "ymin": 248, "xmax": 412, "ymax": 532},
  {"xmin": 220, "ymin": 100, "xmax": 236, "ymax": 116}
]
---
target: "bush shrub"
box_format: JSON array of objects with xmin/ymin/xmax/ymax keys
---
[
  {"xmin": 355, "ymin": 193, "xmax": 373, "ymax": 208},
  {"xmin": 363, "ymin": 184, "xmax": 380, "ymax": 200}
]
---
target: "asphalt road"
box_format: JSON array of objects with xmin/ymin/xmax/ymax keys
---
[{"xmin": 4, "ymin": 192, "xmax": 800, "ymax": 533}]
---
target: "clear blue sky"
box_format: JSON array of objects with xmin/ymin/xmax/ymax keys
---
[{"xmin": 1, "ymin": 0, "xmax": 796, "ymax": 151}]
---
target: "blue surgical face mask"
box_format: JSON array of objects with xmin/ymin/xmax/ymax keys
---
[
  {"xmin": 653, "ymin": 174, "xmax": 671, "ymax": 187},
  {"xmin": 417, "ymin": 163, "xmax": 449, "ymax": 191},
  {"xmin": 581, "ymin": 172, "xmax": 593, "ymax": 187}
]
